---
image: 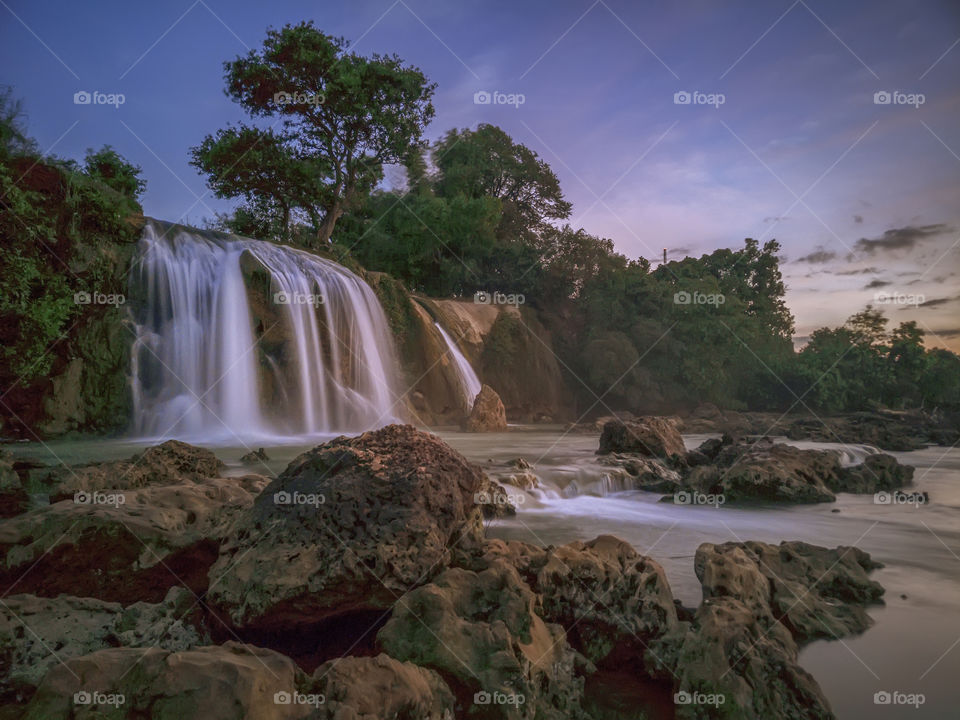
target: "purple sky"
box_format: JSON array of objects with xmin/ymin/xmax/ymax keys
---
[{"xmin": 2, "ymin": 0, "xmax": 958, "ymax": 348}]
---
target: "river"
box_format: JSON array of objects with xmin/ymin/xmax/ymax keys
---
[{"xmin": 6, "ymin": 427, "xmax": 958, "ymax": 718}]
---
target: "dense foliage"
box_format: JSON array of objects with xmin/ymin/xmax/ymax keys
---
[{"xmin": 0, "ymin": 89, "xmax": 142, "ymax": 386}]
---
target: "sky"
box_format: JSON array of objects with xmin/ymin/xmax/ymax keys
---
[{"xmin": 1, "ymin": 0, "xmax": 958, "ymax": 349}]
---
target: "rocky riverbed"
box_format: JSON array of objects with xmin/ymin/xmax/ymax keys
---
[{"xmin": 0, "ymin": 425, "xmax": 899, "ymax": 719}]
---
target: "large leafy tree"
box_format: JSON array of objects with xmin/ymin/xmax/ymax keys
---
[
  {"xmin": 192, "ymin": 22, "xmax": 435, "ymax": 245},
  {"xmin": 432, "ymin": 124, "xmax": 571, "ymax": 240}
]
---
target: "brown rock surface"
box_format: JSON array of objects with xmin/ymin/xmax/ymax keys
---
[{"xmin": 465, "ymin": 383, "xmax": 508, "ymax": 432}]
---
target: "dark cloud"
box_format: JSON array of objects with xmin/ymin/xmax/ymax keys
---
[
  {"xmin": 836, "ymin": 266, "xmax": 879, "ymax": 275},
  {"xmin": 917, "ymin": 295, "xmax": 959, "ymax": 309},
  {"xmin": 863, "ymin": 279, "xmax": 891, "ymax": 289},
  {"xmin": 764, "ymin": 216, "xmax": 789, "ymax": 223},
  {"xmin": 931, "ymin": 327, "xmax": 960, "ymax": 338},
  {"xmin": 854, "ymin": 224, "xmax": 952, "ymax": 254},
  {"xmin": 853, "ymin": 215, "xmax": 863, "ymax": 224},
  {"xmin": 795, "ymin": 247, "xmax": 837, "ymax": 263}
]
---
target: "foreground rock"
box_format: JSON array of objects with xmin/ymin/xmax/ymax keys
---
[
  {"xmin": 465, "ymin": 383, "xmax": 508, "ymax": 432},
  {"xmin": 24, "ymin": 440, "xmax": 226, "ymax": 501},
  {"xmin": 0, "ymin": 588, "xmax": 205, "ymax": 701},
  {"xmin": 597, "ymin": 417, "xmax": 685, "ymax": 458},
  {"xmin": 0, "ymin": 475, "xmax": 267, "ymax": 602},
  {"xmin": 207, "ymin": 424, "xmax": 485, "ymax": 632},
  {"xmin": 650, "ymin": 540, "xmax": 885, "ymax": 719},
  {"xmin": 21, "ymin": 643, "xmax": 311, "ymax": 720},
  {"xmin": 378, "ymin": 557, "xmax": 585, "ymax": 719}
]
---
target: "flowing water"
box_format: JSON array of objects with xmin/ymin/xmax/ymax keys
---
[
  {"xmin": 434, "ymin": 322, "xmax": 482, "ymax": 411},
  {"xmin": 129, "ymin": 221, "xmax": 400, "ymax": 443},
  {"xmin": 9, "ymin": 427, "xmax": 958, "ymax": 718}
]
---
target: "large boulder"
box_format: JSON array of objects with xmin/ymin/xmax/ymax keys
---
[
  {"xmin": 0, "ymin": 588, "xmax": 205, "ymax": 702},
  {"xmin": 597, "ymin": 417, "xmax": 685, "ymax": 458},
  {"xmin": 650, "ymin": 540, "xmax": 885, "ymax": 719},
  {"xmin": 21, "ymin": 643, "xmax": 314, "ymax": 720},
  {"xmin": 685, "ymin": 437, "xmax": 840, "ymax": 503},
  {"xmin": 310, "ymin": 654, "xmax": 454, "ymax": 719},
  {"xmin": 465, "ymin": 384, "xmax": 508, "ymax": 432},
  {"xmin": 0, "ymin": 475, "xmax": 267, "ymax": 603},
  {"xmin": 832, "ymin": 453, "xmax": 915, "ymax": 493},
  {"xmin": 377, "ymin": 559, "xmax": 586, "ymax": 719},
  {"xmin": 207, "ymin": 424, "xmax": 486, "ymax": 632},
  {"xmin": 27, "ymin": 440, "xmax": 226, "ymax": 501}
]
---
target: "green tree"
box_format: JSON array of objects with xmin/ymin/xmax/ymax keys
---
[
  {"xmin": 193, "ymin": 22, "xmax": 435, "ymax": 245},
  {"xmin": 83, "ymin": 146, "xmax": 146, "ymax": 200}
]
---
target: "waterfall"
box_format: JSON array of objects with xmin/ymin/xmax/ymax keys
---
[
  {"xmin": 129, "ymin": 221, "xmax": 401, "ymax": 443},
  {"xmin": 434, "ymin": 322, "xmax": 482, "ymax": 411}
]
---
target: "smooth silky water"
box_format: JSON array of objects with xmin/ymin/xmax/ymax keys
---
[{"xmin": 9, "ymin": 429, "xmax": 958, "ymax": 718}]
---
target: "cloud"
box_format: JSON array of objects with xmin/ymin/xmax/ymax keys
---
[
  {"xmin": 853, "ymin": 214, "xmax": 863, "ymax": 224},
  {"xmin": 795, "ymin": 247, "xmax": 837, "ymax": 263},
  {"xmin": 836, "ymin": 266, "xmax": 879, "ymax": 275},
  {"xmin": 854, "ymin": 223, "xmax": 952, "ymax": 254},
  {"xmin": 931, "ymin": 327, "xmax": 960, "ymax": 339},
  {"xmin": 863, "ymin": 279, "xmax": 891, "ymax": 289},
  {"xmin": 917, "ymin": 295, "xmax": 959, "ymax": 309}
]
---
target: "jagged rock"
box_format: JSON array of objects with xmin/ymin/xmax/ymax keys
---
[
  {"xmin": 377, "ymin": 559, "xmax": 586, "ymax": 719},
  {"xmin": 310, "ymin": 654, "xmax": 454, "ymax": 719},
  {"xmin": 21, "ymin": 643, "xmax": 312, "ymax": 720},
  {"xmin": 649, "ymin": 540, "xmax": 885, "ymax": 719},
  {"xmin": 207, "ymin": 424, "xmax": 486, "ymax": 631},
  {"xmin": 0, "ymin": 588, "xmax": 205, "ymax": 700},
  {"xmin": 685, "ymin": 437, "xmax": 840, "ymax": 503},
  {"xmin": 509, "ymin": 457, "xmax": 532, "ymax": 470},
  {"xmin": 598, "ymin": 454, "xmax": 682, "ymax": 493},
  {"xmin": 475, "ymin": 477, "xmax": 518, "ymax": 518},
  {"xmin": 697, "ymin": 541, "xmax": 884, "ymax": 643},
  {"xmin": 240, "ymin": 447, "xmax": 270, "ymax": 465},
  {"xmin": 597, "ymin": 417, "xmax": 685, "ymax": 458},
  {"xmin": 465, "ymin": 384, "xmax": 508, "ymax": 432},
  {"xmin": 0, "ymin": 475, "xmax": 267, "ymax": 603},
  {"xmin": 524, "ymin": 536, "xmax": 679, "ymax": 665},
  {"xmin": 832, "ymin": 453, "xmax": 914, "ymax": 493},
  {"xmin": 27, "ymin": 440, "xmax": 226, "ymax": 501}
]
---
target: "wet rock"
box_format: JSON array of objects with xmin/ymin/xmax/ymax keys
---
[
  {"xmin": 240, "ymin": 447, "xmax": 270, "ymax": 465},
  {"xmin": 0, "ymin": 449, "xmax": 28, "ymax": 518},
  {"xmin": 686, "ymin": 437, "xmax": 840, "ymax": 503},
  {"xmin": 475, "ymin": 477, "xmax": 518, "ymax": 518},
  {"xmin": 650, "ymin": 540, "xmax": 885, "ymax": 719},
  {"xmin": 465, "ymin": 384, "xmax": 508, "ymax": 432},
  {"xmin": 21, "ymin": 643, "xmax": 310, "ymax": 720},
  {"xmin": 29, "ymin": 440, "xmax": 226, "ymax": 501},
  {"xmin": 0, "ymin": 588, "xmax": 205, "ymax": 700},
  {"xmin": 311, "ymin": 654, "xmax": 454, "ymax": 719},
  {"xmin": 832, "ymin": 453, "xmax": 914, "ymax": 493},
  {"xmin": 0, "ymin": 475, "xmax": 267, "ymax": 603},
  {"xmin": 377, "ymin": 559, "xmax": 586, "ymax": 719},
  {"xmin": 598, "ymin": 454, "xmax": 682, "ymax": 493},
  {"xmin": 207, "ymin": 424, "xmax": 486, "ymax": 632},
  {"xmin": 597, "ymin": 417, "xmax": 685, "ymax": 458}
]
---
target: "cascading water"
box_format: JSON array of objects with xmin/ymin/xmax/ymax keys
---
[
  {"xmin": 434, "ymin": 322, "xmax": 482, "ymax": 411},
  {"xmin": 129, "ymin": 220, "xmax": 401, "ymax": 443}
]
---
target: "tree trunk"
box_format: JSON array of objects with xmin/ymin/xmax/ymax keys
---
[{"xmin": 316, "ymin": 202, "xmax": 343, "ymax": 245}]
